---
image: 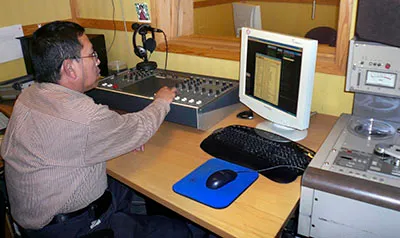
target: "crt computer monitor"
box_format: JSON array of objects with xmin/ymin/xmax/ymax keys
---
[{"xmin": 239, "ymin": 27, "xmax": 318, "ymax": 141}]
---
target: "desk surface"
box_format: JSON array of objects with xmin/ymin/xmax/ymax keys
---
[{"xmin": 107, "ymin": 106, "xmax": 338, "ymax": 238}]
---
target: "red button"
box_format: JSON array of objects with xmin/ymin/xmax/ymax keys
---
[
  {"xmin": 385, "ymin": 63, "xmax": 391, "ymax": 69},
  {"xmin": 113, "ymin": 84, "xmax": 118, "ymax": 89}
]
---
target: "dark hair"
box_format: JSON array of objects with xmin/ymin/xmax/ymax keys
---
[{"xmin": 31, "ymin": 21, "xmax": 85, "ymax": 83}]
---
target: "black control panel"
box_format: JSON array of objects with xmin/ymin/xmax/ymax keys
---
[
  {"xmin": 87, "ymin": 68, "xmax": 240, "ymax": 130},
  {"xmin": 97, "ymin": 68, "xmax": 238, "ymax": 108}
]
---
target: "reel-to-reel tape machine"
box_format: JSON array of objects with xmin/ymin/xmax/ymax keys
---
[
  {"xmin": 316, "ymin": 114, "xmax": 400, "ymax": 188},
  {"xmin": 299, "ymin": 39, "xmax": 400, "ymax": 238}
]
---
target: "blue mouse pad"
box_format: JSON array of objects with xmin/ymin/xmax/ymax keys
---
[{"xmin": 172, "ymin": 158, "xmax": 258, "ymax": 209}]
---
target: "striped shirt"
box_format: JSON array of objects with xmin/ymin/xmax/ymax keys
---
[{"xmin": 1, "ymin": 82, "xmax": 170, "ymax": 229}]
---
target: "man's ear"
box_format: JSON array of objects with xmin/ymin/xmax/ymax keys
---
[{"xmin": 61, "ymin": 59, "xmax": 77, "ymax": 80}]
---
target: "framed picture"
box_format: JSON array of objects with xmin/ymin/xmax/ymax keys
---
[{"xmin": 135, "ymin": 3, "xmax": 151, "ymax": 23}]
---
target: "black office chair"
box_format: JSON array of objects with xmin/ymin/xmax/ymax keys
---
[
  {"xmin": 305, "ymin": 26, "xmax": 337, "ymax": 47},
  {"xmin": 1, "ymin": 166, "xmax": 113, "ymax": 238},
  {"xmin": 1, "ymin": 165, "xmax": 23, "ymax": 238},
  {"xmin": 0, "ymin": 180, "xmax": 5, "ymax": 236}
]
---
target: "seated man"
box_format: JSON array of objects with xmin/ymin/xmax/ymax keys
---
[{"xmin": 1, "ymin": 21, "xmax": 200, "ymax": 237}]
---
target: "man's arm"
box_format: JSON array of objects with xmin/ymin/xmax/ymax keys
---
[{"xmin": 84, "ymin": 87, "xmax": 176, "ymax": 164}]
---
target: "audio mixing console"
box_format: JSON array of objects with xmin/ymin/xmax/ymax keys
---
[{"xmin": 86, "ymin": 68, "xmax": 240, "ymax": 130}]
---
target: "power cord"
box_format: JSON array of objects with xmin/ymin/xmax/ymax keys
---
[
  {"xmin": 236, "ymin": 164, "xmax": 305, "ymax": 174},
  {"xmin": 118, "ymin": 0, "xmax": 133, "ymax": 62},
  {"xmin": 161, "ymin": 31, "xmax": 169, "ymax": 71},
  {"xmin": 107, "ymin": 0, "xmax": 117, "ymax": 53}
]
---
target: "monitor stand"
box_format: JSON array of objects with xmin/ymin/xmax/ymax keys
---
[{"xmin": 256, "ymin": 121, "xmax": 308, "ymax": 142}]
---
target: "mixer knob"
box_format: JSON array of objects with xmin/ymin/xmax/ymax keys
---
[
  {"xmin": 188, "ymin": 85, "xmax": 193, "ymax": 91},
  {"xmin": 182, "ymin": 84, "xmax": 186, "ymax": 90},
  {"xmin": 195, "ymin": 86, "xmax": 199, "ymax": 92},
  {"xmin": 201, "ymin": 88, "xmax": 206, "ymax": 93},
  {"xmin": 215, "ymin": 80, "xmax": 220, "ymax": 85},
  {"xmin": 222, "ymin": 82, "xmax": 226, "ymax": 86},
  {"xmin": 208, "ymin": 89, "xmax": 214, "ymax": 95},
  {"xmin": 216, "ymin": 89, "xmax": 220, "ymax": 95}
]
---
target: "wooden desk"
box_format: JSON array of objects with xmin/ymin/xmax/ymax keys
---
[{"xmin": 107, "ymin": 106, "xmax": 338, "ymax": 238}]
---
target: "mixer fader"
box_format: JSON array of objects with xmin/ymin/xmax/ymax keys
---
[{"xmin": 87, "ymin": 68, "xmax": 240, "ymax": 130}]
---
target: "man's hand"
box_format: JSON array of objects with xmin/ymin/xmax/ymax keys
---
[
  {"xmin": 132, "ymin": 144, "xmax": 145, "ymax": 153},
  {"xmin": 154, "ymin": 86, "xmax": 177, "ymax": 103}
]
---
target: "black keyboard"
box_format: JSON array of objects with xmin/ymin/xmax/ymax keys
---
[{"xmin": 200, "ymin": 125, "xmax": 315, "ymax": 183}]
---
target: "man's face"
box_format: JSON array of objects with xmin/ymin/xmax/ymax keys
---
[{"xmin": 77, "ymin": 34, "xmax": 101, "ymax": 92}]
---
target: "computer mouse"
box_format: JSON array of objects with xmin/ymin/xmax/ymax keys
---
[
  {"xmin": 206, "ymin": 169, "xmax": 237, "ymax": 189},
  {"xmin": 236, "ymin": 110, "xmax": 254, "ymax": 120}
]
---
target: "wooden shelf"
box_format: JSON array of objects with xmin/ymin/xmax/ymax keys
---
[{"xmin": 157, "ymin": 35, "xmax": 340, "ymax": 74}]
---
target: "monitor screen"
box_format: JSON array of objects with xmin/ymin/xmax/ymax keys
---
[{"xmin": 239, "ymin": 28, "xmax": 318, "ymax": 141}]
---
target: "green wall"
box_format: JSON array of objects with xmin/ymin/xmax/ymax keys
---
[
  {"xmin": 0, "ymin": 0, "xmax": 71, "ymax": 82},
  {"xmin": 194, "ymin": 1, "xmax": 338, "ymax": 37},
  {"xmin": 0, "ymin": 0, "xmax": 355, "ymax": 116}
]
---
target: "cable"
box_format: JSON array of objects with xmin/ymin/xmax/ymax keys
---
[
  {"xmin": 161, "ymin": 31, "xmax": 169, "ymax": 71},
  {"xmin": 257, "ymin": 165, "xmax": 305, "ymax": 173},
  {"xmin": 118, "ymin": 0, "xmax": 133, "ymax": 61},
  {"xmin": 176, "ymin": 0, "xmax": 182, "ymax": 36},
  {"xmin": 236, "ymin": 165, "xmax": 305, "ymax": 174},
  {"xmin": 107, "ymin": 0, "xmax": 117, "ymax": 53}
]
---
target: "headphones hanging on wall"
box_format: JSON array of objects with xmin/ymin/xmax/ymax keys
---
[{"xmin": 132, "ymin": 23, "xmax": 157, "ymax": 71}]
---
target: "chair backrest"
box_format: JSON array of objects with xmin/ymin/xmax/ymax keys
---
[
  {"xmin": 305, "ymin": 26, "xmax": 337, "ymax": 47},
  {"xmin": 1, "ymin": 168, "xmax": 6, "ymax": 237},
  {"xmin": 1, "ymin": 166, "xmax": 24, "ymax": 238}
]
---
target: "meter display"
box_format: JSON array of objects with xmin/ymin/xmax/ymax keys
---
[{"xmin": 366, "ymin": 71, "xmax": 396, "ymax": 88}]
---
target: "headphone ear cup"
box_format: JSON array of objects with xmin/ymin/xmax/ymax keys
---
[
  {"xmin": 144, "ymin": 38, "xmax": 156, "ymax": 53},
  {"xmin": 134, "ymin": 46, "xmax": 147, "ymax": 58}
]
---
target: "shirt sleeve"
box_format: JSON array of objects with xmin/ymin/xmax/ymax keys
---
[{"xmin": 84, "ymin": 98, "xmax": 170, "ymax": 164}]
